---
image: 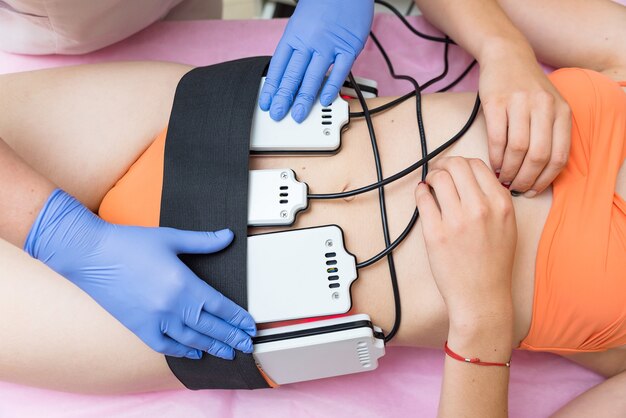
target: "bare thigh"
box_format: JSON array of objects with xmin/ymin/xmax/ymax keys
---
[
  {"xmin": 0, "ymin": 62, "xmax": 193, "ymax": 393},
  {"xmin": 0, "ymin": 237, "xmax": 183, "ymax": 393}
]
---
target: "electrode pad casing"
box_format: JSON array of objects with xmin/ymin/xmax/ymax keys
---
[
  {"xmin": 253, "ymin": 314, "xmax": 385, "ymax": 385},
  {"xmin": 250, "ymin": 78, "xmax": 350, "ymax": 153},
  {"xmin": 248, "ymin": 169, "xmax": 308, "ymax": 226},
  {"xmin": 247, "ymin": 225, "xmax": 358, "ymax": 323}
]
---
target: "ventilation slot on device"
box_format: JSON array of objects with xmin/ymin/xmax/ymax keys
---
[
  {"xmin": 357, "ymin": 342, "xmax": 372, "ymax": 368},
  {"xmin": 321, "ymin": 107, "xmax": 333, "ymax": 125},
  {"xmin": 326, "ymin": 252, "xmax": 339, "ymax": 289},
  {"xmin": 278, "ymin": 186, "xmax": 289, "ymax": 205}
]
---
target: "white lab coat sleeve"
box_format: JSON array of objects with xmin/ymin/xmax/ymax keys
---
[{"xmin": 0, "ymin": 0, "xmax": 207, "ymax": 55}]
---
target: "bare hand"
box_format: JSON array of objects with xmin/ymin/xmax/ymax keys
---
[
  {"xmin": 479, "ymin": 43, "xmax": 572, "ymax": 197},
  {"xmin": 414, "ymin": 157, "xmax": 517, "ymax": 321}
]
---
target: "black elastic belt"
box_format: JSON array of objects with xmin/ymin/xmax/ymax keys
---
[{"xmin": 160, "ymin": 56, "xmax": 272, "ymax": 390}]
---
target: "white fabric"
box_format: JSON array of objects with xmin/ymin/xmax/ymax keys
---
[{"xmin": 0, "ymin": 0, "xmax": 221, "ymax": 55}]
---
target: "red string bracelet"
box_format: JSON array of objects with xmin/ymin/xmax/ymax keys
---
[{"xmin": 444, "ymin": 341, "xmax": 511, "ymax": 367}]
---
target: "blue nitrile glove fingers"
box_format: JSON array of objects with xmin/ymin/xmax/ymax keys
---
[
  {"xmin": 259, "ymin": 42, "xmax": 294, "ymax": 112},
  {"xmin": 269, "ymin": 49, "xmax": 312, "ymax": 121},
  {"xmin": 25, "ymin": 189, "xmax": 256, "ymax": 360},
  {"xmin": 259, "ymin": 0, "xmax": 374, "ymax": 123}
]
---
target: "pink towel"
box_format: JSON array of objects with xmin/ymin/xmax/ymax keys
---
[{"xmin": 0, "ymin": 12, "xmax": 614, "ymax": 418}]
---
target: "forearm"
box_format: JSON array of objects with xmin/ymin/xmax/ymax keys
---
[
  {"xmin": 439, "ymin": 314, "xmax": 514, "ymax": 418},
  {"xmin": 415, "ymin": 0, "xmax": 626, "ymax": 72},
  {"xmin": 0, "ymin": 137, "xmax": 55, "ymax": 247},
  {"xmin": 497, "ymin": 0, "xmax": 626, "ymax": 72},
  {"xmin": 414, "ymin": 0, "xmax": 533, "ymax": 64}
]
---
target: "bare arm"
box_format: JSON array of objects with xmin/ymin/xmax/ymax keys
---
[
  {"xmin": 415, "ymin": 157, "xmax": 517, "ymax": 417},
  {"xmin": 413, "ymin": 0, "xmax": 530, "ymax": 65},
  {"xmin": 0, "ymin": 138, "xmax": 55, "ymax": 247},
  {"xmin": 414, "ymin": 0, "xmax": 573, "ymax": 200},
  {"xmin": 497, "ymin": 0, "xmax": 626, "ymax": 73},
  {"xmin": 440, "ymin": 321, "xmax": 513, "ymax": 417}
]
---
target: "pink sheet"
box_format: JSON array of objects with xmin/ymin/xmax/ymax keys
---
[{"xmin": 0, "ymin": 13, "xmax": 610, "ymax": 418}]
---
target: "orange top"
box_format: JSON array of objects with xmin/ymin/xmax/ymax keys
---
[{"xmin": 520, "ymin": 69, "xmax": 626, "ymax": 353}]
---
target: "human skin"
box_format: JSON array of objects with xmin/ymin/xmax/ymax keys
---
[{"xmin": 0, "ymin": 60, "xmax": 624, "ymax": 397}]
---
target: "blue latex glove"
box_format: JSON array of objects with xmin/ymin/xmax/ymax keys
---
[
  {"xmin": 24, "ymin": 189, "xmax": 256, "ymax": 360},
  {"xmin": 259, "ymin": 0, "xmax": 374, "ymax": 123}
]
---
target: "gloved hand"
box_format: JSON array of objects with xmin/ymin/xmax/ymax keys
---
[
  {"xmin": 259, "ymin": 0, "xmax": 374, "ymax": 123},
  {"xmin": 24, "ymin": 189, "xmax": 256, "ymax": 360}
]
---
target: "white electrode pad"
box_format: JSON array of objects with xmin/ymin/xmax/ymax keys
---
[
  {"xmin": 248, "ymin": 169, "xmax": 308, "ymax": 226},
  {"xmin": 250, "ymin": 78, "xmax": 350, "ymax": 153},
  {"xmin": 253, "ymin": 314, "xmax": 385, "ymax": 385},
  {"xmin": 247, "ymin": 225, "xmax": 358, "ymax": 323}
]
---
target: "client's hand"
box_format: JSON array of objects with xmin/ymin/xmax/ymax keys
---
[
  {"xmin": 414, "ymin": 157, "xmax": 517, "ymax": 322},
  {"xmin": 416, "ymin": 157, "xmax": 517, "ymax": 416},
  {"xmin": 24, "ymin": 189, "xmax": 256, "ymax": 361},
  {"xmin": 259, "ymin": 0, "xmax": 374, "ymax": 123},
  {"xmin": 479, "ymin": 41, "xmax": 572, "ymax": 197}
]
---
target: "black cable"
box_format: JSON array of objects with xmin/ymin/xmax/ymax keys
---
[
  {"xmin": 374, "ymin": 0, "xmax": 453, "ymax": 44},
  {"xmin": 309, "ymin": 94, "xmax": 481, "ymax": 200},
  {"xmin": 348, "ymin": 72, "xmax": 403, "ymax": 343},
  {"xmin": 349, "ymin": 92, "xmax": 414, "ymax": 118},
  {"xmin": 349, "ymin": 58, "xmax": 476, "ymax": 118},
  {"xmin": 356, "ymin": 207, "xmax": 419, "ymax": 269},
  {"xmin": 368, "ymin": 31, "xmax": 429, "ymax": 179},
  {"xmin": 436, "ymin": 59, "xmax": 478, "ymax": 93},
  {"xmin": 349, "ymin": 29, "xmax": 432, "ymax": 342},
  {"xmin": 299, "ymin": 0, "xmax": 480, "ymax": 343},
  {"xmin": 406, "ymin": 2, "xmax": 416, "ymax": 16},
  {"xmin": 351, "ymin": 95, "xmax": 481, "ymax": 270},
  {"xmin": 419, "ymin": 36, "xmax": 451, "ymax": 92},
  {"xmin": 348, "ymin": 58, "xmax": 475, "ymax": 118},
  {"xmin": 347, "ymin": 0, "xmax": 476, "ymax": 119}
]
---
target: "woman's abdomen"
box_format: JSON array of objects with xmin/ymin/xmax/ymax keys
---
[
  {"xmin": 99, "ymin": 92, "xmax": 551, "ymax": 348},
  {"xmin": 250, "ymin": 92, "xmax": 552, "ymax": 347}
]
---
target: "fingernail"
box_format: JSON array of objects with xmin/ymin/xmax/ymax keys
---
[
  {"xmin": 495, "ymin": 170, "xmax": 501, "ymax": 179},
  {"xmin": 270, "ymin": 105, "xmax": 284, "ymax": 120},
  {"xmin": 322, "ymin": 94, "xmax": 333, "ymax": 106},
  {"xmin": 524, "ymin": 189, "xmax": 537, "ymax": 198},
  {"xmin": 260, "ymin": 92, "xmax": 271, "ymax": 109},
  {"xmin": 501, "ymin": 182, "xmax": 510, "ymax": 189},
  {"xmin": 244, "ymin": 323, "xmax": 257, "ymax": 337},
  {"xmin": 418, "ymin": 181, "xmax": 427, "ymax": 186},
  {"xmin": 237, "ymin": 339, "xmax": 254, "ymax": 353},
  {"xmin": 215, "ymin": 228, "xmax": 233, "ymax": 240},
  {"xmin": 223, "ymin": 349, "xmax": 235, "ymax": 360},
  {"xmin": 292, "ymin": 103, "xmax": 305, "ymax": 123}
]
